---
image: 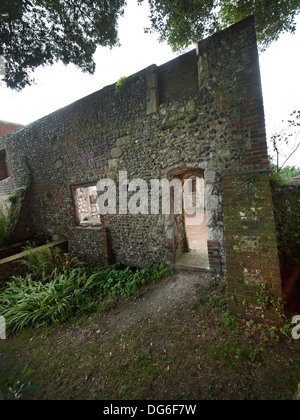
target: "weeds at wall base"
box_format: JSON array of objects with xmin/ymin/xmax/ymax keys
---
[{"xmin": 192, "ymin": 280, "xmax": 295, "ymax": 345}]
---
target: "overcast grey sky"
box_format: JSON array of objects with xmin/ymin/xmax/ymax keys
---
[{"xmin": 0, "ymin": 1, "xmax": 299, "ymax": 167}]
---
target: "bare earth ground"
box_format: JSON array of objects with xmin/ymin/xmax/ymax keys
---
[
  {"xmin": 60, "ymin": 270, "xmax": 215, "ymax": 352},
  {"xmin": 90, "ymin": 270, "xmax": 213, "ymax": 336},
  {"xmin": 1, "ymin": 269, "xmax": 299, "ymax": 400}
]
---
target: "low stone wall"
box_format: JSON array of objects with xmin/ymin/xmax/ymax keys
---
[
  {"xmin": 0, "ymin": 241, "xmax": 68, "ymax": 283},
  {"xmin": 0, "ymin": 242, "xmax": 33, "ymax": 260}
]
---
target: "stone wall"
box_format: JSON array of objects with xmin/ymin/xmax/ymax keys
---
[
  {"xmin": 0, "ymin": 17, "xmax": 282, "ymax": 320},
  {"xmin": 68, "ymin": 227, "xmax": 109, "ymax": 266}
]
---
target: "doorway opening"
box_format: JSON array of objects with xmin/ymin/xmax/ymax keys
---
[
  {"xmin": 168, "ymin": 167, "xmax": 209, "ymax": 271},
  {"xmin": 184, "ymin": 176, "xmax": 208, "ymax": 252}
]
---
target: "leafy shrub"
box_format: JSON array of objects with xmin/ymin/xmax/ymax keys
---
[
  {"xmin": 20, "ymin": 242, "xmax": 62, "ymax": 281},
  {"xmin": 0, "ymin": 264, "xmax": 172, "ymax": 334},
  {"xmin": 0, "ymin": 364, "xmax": 38, "ymax": 400},
  {"xmin": 20, "ymin": 243, "xmax": 80, "ymax": 281},
  {"xmin": 53, "ymin": 253, "xmax": 81, "ymax": 275},
  {"xmin": 85, "ymin": 264, "xmax": 172, "ymax": 300},
  {"xmin": 115, "ymin": 76, "xmax": 128, "ymax": 95}
]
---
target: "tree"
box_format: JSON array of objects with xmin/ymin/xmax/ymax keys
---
[
  {"xmin": 142, "ymin": 0, "xmax": 220, "ymax": 51},
  {"xmin": 141, "ymin": 0, "xmax": 300, "ymax": 51},
  {"xmin": 269, "ymin": 161, "xmax": 300, "ymax": 182},
  {"xmin": 0, "ymin": 0, "xmax": 126, "ymax": 90},
  {"xmin": 271, "ymin": 110, "xmax": 300, "ymax": 172},
  {"xmin": 1, "ymin": 0, "xmax": 300, "ymax": 90}
]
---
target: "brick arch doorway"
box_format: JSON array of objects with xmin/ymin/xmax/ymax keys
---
[{"xmin": 167, "ymin": 167, "xmax": 209, "ymax": 271}]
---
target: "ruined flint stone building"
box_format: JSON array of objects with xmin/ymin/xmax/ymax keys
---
[{"xmin": 0, "ymin": 17, "xmax": 283, "ymax": 320}]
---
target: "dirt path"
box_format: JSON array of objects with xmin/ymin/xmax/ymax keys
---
[
  {"xmin": 89, "ymin": 270, "xmax": 214, "ymax": 337},
  {"xmin": 55, "ymin": 269, "xmax": 216, "ymax": 350}
]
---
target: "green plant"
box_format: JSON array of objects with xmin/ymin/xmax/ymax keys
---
[
  {"xmin": 256, "ymin": 283, "xmax": 286, "ymax": 320},
  {"xmin": 118, "ymin": 385, "xmax": 128, "ymax": 399},
  {"xmin": 221, "ymin": 312, "xmax": 239, "ymax": 330},
  {"xmin": 21, "ymin": 242, "xmax": 63, "ymax": 281},
  {"xmin": 115, "ymin": 76, "xmax": 128, "ymax": 95},
  {"xmin": 249, "ymin": 344, "xmax": 264, "ymax": 363},
  {"xmin": 191, "ymin": 279, "xmax": 233, "ymax": 316},
  {"xmin": 0, "ymin": 264, "xmax": 172, "ymax": 334},
  {"xmin": 0, "ymin": 364, "xmax": 38, "ymax": 400},
  {"xmin": 54, "ymin": 253, "xmax": 81, "ymax": 275},
  {"xmin": 84, "ymin": 263, "xmax": 172, "ymax": 300}
]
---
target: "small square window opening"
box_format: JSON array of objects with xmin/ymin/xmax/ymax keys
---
[{"xmin": 74, "ymin": 185, "xmax": 101, "ymax": 226}]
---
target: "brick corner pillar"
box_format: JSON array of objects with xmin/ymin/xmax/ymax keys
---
[
  {"xmin": 220, "ymin": 17, "xmax": 283, "ymax": 324},
  {"xmin": 222, "ymin": 171, "xmax": 282, "ymax": 324}
]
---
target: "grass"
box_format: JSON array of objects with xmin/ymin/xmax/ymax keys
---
[
  {"xmin": 0, "ymin": 262, "xmax": 172, "ymax": 334},
  {"xmin": 0, "ymin": 276, "xmax": 299, "ymax": 400}
]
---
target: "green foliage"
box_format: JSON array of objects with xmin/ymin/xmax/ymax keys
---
[
  {"xmin": 208, "ymin": 338, "xmax": 263, "ymax": 370},
  {"xmin": 191, "ymin": 278, "xmax": 293, "ymax": 343},
  {"xmin": 141, "ymin": 0, "xmax": 300, "ymax": 51},
  {"xmin": 20, "ymin": 242, "xmax": 78, "ymax": 281},
  {"xmin": 256, "ymin": 283, "xmax": 286, "ymax": 320},
  {"xmin": 2, "ymin": 1, "xmax": 299, "ymax": 90},
  {"xmin": 144, "ymin": 0, "xmax": 219, "ymax": 51},
  {"xmin": 0, "ymin": 364, "xmax": 38, "ymax": 400},
  {"xmin": 219, "ymin": 0, "xmax": 300, "ymax": 50},
  {"xmin": 3, "ymin": 0, "xmax": 299, "ymax": 91},
  {"xmin": 221, "ymin": 312, "xmax": 239, "ymax": 330},
  {"xmin": 191, "ymin": 279, "xmax": 232, "ymax": 315},
  {"xmin": 115, "ymin": 76, "xmax": 128, "ymax": 95},
  {"xmin": 0, "ymin": 0, "xmax": 126, "ymax": 90},
  {"xmin": 0, "ymin": 263, "xmax": 172, "ymax": 334},
  {"xmin": 270, "ymin": 163, "xmax": 300, "ymax": 183},
  {"xmin": 82, "ymin": 263, "xmax": 172, "ymax": 301}
]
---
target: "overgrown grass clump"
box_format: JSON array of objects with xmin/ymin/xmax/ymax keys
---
[{"xmin": 0, "ymin": 256, "xmax": 172, "ymax": 334}]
